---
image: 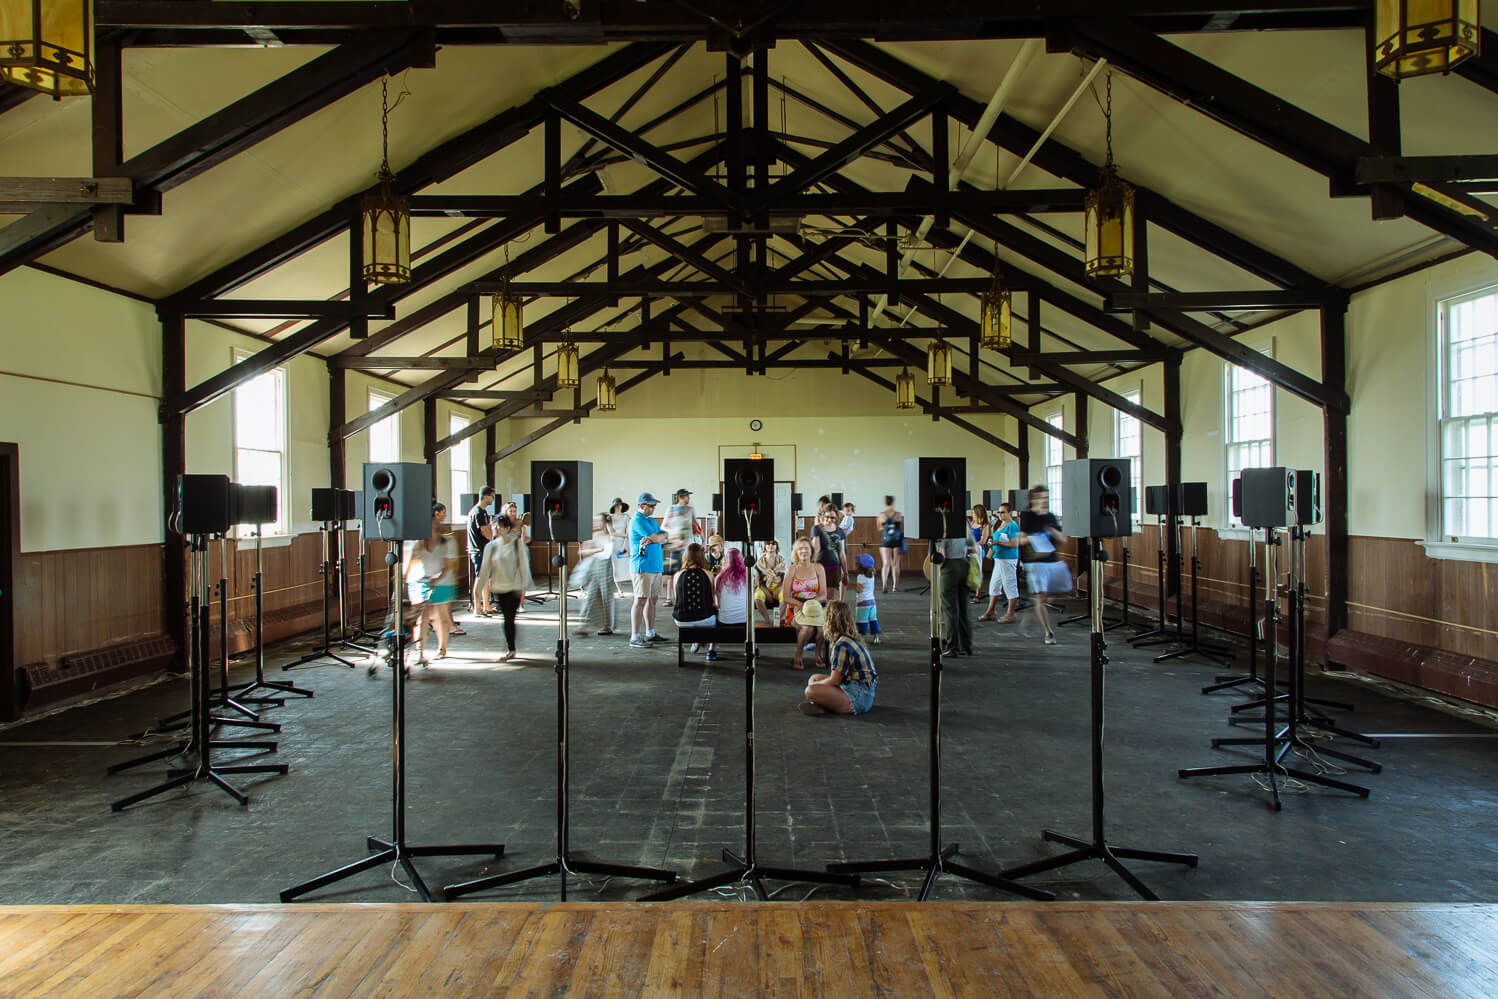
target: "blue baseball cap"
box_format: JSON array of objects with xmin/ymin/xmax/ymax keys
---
[
  {"xmin": 857, "ymin": 552, "xmax": 875, "ymax": 570},
  {"xmin": 637, "ymin": 492, "xmax": 660, "ymax": 505}
]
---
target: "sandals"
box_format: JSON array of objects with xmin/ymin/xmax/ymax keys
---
[
  {"xmin": 597, "ymin": 629, "xmax": 615, "ymax": 636},
  {"xmin": 501, "ymin": 649, "xmax": 517, "ymax": 662},
  {"xmin": 977, "ymin": 613, "xmax": 996, "ymax": 622},
  {"xmin": 449, "ymin": 627, "xmax": 467, "ymax": 636}
]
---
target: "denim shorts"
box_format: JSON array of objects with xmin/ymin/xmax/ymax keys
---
[{"xmin": 841, "ymin": 680, "xmax": 875, "ymax": 715}]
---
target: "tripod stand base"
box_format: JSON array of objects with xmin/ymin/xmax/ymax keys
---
[
  {"xmin": 996, "ymin": 831, "xmax": 1198, "ymax": 901},
  {"xmin": 1178, "ymin": 757, "xmax": 1370, "ymax": 810},
  {"xmin": 1154, "ymin": 640, "xmax": 1235, "ymax": 667},
  {"xmin": 280, "ymin": 837, "xmax": 505, "ymax": 904},
  {"xmin": 110, "ymin": 759, "xmax": 289, "ymax": 812},
  {"xmin": 639, "ymin": 849, "xmax": 856, "ymax": 902},
  {"xmin": 107, "ymin": 737, "xmax": 279, "ymax": 775},
  {"xmin": 1212, "ymin": 733, "xmax": 1382, "ymax": 774},
  {"xmin": 828, "ymin": 843, "xmax": 1053, "ymax": 902},
  {"xmin": 1202, "ymin": 672, "xmax": 1261, "ymax": 695},
  {"xmin": 443, "ymin": 852, "xmax": 677, "ymax": 901},
  {"xmin": 284, "ymin": 648, "xmax": 358, "ymax": 671},
  {"xmin": 237, "ymin": 677, "xmax": 314, "ymax": 699}
]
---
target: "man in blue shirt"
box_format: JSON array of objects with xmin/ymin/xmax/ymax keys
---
[{"xmin": 629, "ymin": 492, "xmax": 669, "ymax": 647}]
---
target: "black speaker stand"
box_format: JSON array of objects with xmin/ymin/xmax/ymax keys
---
[
  {"xmin": 827, "ymin": 542, "xmax": 1053, "ymax": 901},
  {"xmin": 1178, "ymin": 529, "xmax": 1371, "ymax": 810},
  {"xmin": 1130, "ymin": 513, "xmax": 1180, "ymax": 647},
  {"xmin": 642, "ymin": 524, "xmax": 857, "ymax": 901},
  {"xmin": 1202, "ymin": 557, "xmax": 1262, "ymax": 695},
  {"xmin": 443, "ymin": 546, "xmax": 677, "ymax": 901},
  {"xmin": 997, "ymin": 538, "xmax": 1198, "ymax": 898},
  {"xmin": 110, "ymin": 536, "xmax": 288, "ymax": 811},
  {"xmin": 284, "ymin": 523, "xmax": 358, "ymax": 670},
  {"xmin": 281, "ymin": 542, "xmax": 505, "ymax": 902},
  {"xmin": 234, "ymin": 529, "xmax": 313, "ymax": 702},
  {"xmin": 1060, "ymin": 539, "xmax": 1125, "ymax": 630},
  {"xmin": 334, "ymin": 521, "xmax": 376, "ymax": 654},
  {"xmin": 1153, "ymin": 520, "xmax": 1235, "ymax": 666}
]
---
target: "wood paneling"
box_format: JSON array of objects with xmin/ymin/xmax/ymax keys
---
[
  {"xmin": 0, "ymin": 902, "xmax": 1493, "ymax": 998},
  {"xmin": 13, "ymin": 544, "xmax": 164, "ymax": 667}
]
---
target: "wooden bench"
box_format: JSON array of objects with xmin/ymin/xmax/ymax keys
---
[{"xmin": 677, "ymin": 624, "xmax": 799, "ymax": 667}]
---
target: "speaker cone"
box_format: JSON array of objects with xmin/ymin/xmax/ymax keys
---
[{"xmin": 541, "ymin": 467, "xmax": 567, "ymax": 493}]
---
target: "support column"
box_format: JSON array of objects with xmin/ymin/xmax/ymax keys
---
[
  {"xmin": 91, "ymin": 36, "xmax": 125, "ymax": 244},
  {"xmin": 1321, "ymin": 300, "xmax": 1350, "ymax": 639},
  {"xmin": 329, "ymin": 366, "xmax": 346, "ymax": 490},
  {"xmin": 424, "ymin": 398, "xmax": 439, "ymax": 499},
  {"xmin": 485, "ymin": 425, "xmax": 497, "ymax": 490},
  {"xmin": 1366, "ymin": 16, "xmax": 1403, "ymax": 222},
  {"xmin": 1074, "ymin": 391, "xmax": 1090, "ymax": 459},
  {"xmin": 1017, "ymin": 417, "xmax": 1030, "ymax": 490},
  {"xmin": 1163, "ymin": 355, "xmax": 1182, "ymax": 601},
  {"xmin": 160, "ymin": 312, "xmax": 187, "ymax": 670}
]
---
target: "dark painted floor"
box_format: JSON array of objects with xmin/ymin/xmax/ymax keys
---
[{"xmin": 2, "ymin": 587, "xmax": 1495, "ymax": 905}]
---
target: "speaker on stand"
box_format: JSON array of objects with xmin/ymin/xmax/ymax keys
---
[
  {"xmin": 997, "ymin": 458, "xmax": 1198, "ymax": 897},
  {"xmin": 231, "ymin": 485, "xmax": 313, "ymax": 702}
]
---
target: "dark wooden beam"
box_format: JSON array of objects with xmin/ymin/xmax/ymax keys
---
[
  {"xmin": 1354, "ymin": 155, "xmax": 1498, "ymax": 189},
  {"xmin": 329, "ymin": 366, "xmax": 346, "ymax": 491},
  {"xmin": 1104, "ymin": 291, "xmax": 1331, "ymax": 312},
  {"xmin": 90, "ymin": 36, "xmax": 126, "ymax": 243},
  {"xmin": 1066, "ymin": 17, "xmax": 1498, "ymax": 260},
  {"xmin": 491, "ymin": 277, "xmax": 994, "ymax": 297},
  {"xmin": 1007, "ymin": 349, "xmax": 1173, "ymax": 365},
  {"xmin": 160, "ymin": 312, "xmax": 187, "ymax": 672},
  {"xmin": 0, "ymin": 177, "xmax": 134, "ymax": 209},
  {"xmin": 331, "ymin": 356, "xmax": 491, "ymax": 370},
  {"xmin": 179, "ymin": 300, "xmax": 397, "ymax": 319},
  {"xmin": 1162, "ymin": 355, "xmax": 1182, "ymax": 599}
]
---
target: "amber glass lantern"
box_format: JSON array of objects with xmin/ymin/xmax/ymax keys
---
[
  {"xmin": 1374, "ymin": 0, "xmax": 1480, "ymax": 79},
  {"xmin": 895, "ymin": 368, "xmax": 916, "ymax": 409},
  {"xmin": 557, "ymin": 341, "xmax": 580, "ymax": 388},
  {"xmin": 596, "ymin": 369, "xmax": 617, "ymax": 411},
  {"xmin": 361, "ymin": 78, "xmax": 410, "ymax": 284},
  {"xmin": 927, "ymin": 339, "xmax": 953, "ymax": 386},
  {"xmin": 0, "ymin": 0, "xmax": 94, "ymax": 98}
]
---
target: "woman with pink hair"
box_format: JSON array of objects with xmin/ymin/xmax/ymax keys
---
[{"xmin": 707, "ymin": 547, "xmax": 749, "ymax": 663}]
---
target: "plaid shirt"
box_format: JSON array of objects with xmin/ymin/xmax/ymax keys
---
[{"xmin": 828, "ymin": 636, "xmax": 877, "ymax": 687}]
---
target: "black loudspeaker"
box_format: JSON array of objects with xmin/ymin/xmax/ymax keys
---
[
  {"xmin": 311, "ymin": 488, "xmax": 339, "ymax": 522},
  {"xmin": 829, "ymin": 491, "xmax": 844, "ymax": 509},
  {"xmin": 232, "ymin": 484, "xmax": 278, "ymax": 526},
  {"xmin": 1144, "ymin": 484, "xmax": 1173, "ymax": 516},
  {"xmin": 1239, "ymin": 466, "xmax": 1295, "ymax": 529},
  {"xmin": 710, "ymin": 492, "xmax": 723, "ymax": 512},
  {"xmin": 530, "ymin": 460, "xmax": 592, "ymax": 543},
  {"xmin": 1062, "ymin": 457, "xmax": 1133, "ymax": 537},
  {"xmin": 1008, "ymin": 489, "xmax": 1028, "ymax": 515},
  {"xmin": 791, "ymin": 492, "xmax": 804, "ymax": 513},
  {"xmin": 982, "ymin": 489, "xmax": 1005, "ymax": 511},
  {"xmin": 510, "ymin": 493, "xmax": 530, "ymax": 514},
  {"xmin": 1293, "ymin": 469, "xmax": 1321, "ymax": 526},
  {"xmin": 1179, "ymin": 482, "xmax": 1209, "ymax": 518},
  {"xmin": 1231, "ymin": 478, "xmax": 1243, "ymax": 521},
  {"xmin": 362, "ymin": 462, "xmax": 432, "ymax": 541},
  {"xmin": 459, "ymin": 492, "xmax": 479, "ymax": 513},
  {"xmin": 904, "ymin": 457, "xmax": 966, "ymax": 540},
  {"xmin": 178, "ymin": 474, "xmax": 231, "ymax": 536},
  {"xmin": 723, "ymin": 458, "xmax": 776, "ymax": 542},
  {"xmin": 348, "ymin": 490, "xmax": 363, "ymax": 524}
]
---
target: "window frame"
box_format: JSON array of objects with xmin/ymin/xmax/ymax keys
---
[
  {"xmin": 449, "ymin": 413, "xmax": 471, "ymax": 523},
  {"xmin": 1044, "ymin": 408, "xmax": 1066, "ymax": 518},
  {"xmin": 1224, "ymin": 359, "xmax": 1275, "ymax": 530},
  {"xmin": 230, "ymin": 348, "xmax": 288, "ymax": 539},
  {"xmin": 367, "ymin": 388, "xmax": 400, "ymax": 465},
  {"xmin": 1425, "ymin": 280, "xmax": 1498, "ymax": 562},
  {"xmin": 1114, "ymin": 386, "xmax": 1143, "ymax": 517}
]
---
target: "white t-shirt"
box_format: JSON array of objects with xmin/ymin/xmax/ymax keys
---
[
  {"xmin": 717, "ymin": 577, "xmax": 748, "ymax": 625},
  {"xmin": 855, "ymin": 572, "xmax": 876, "ymax": 606},
  {"xmin": 410, "ymin": 536, "xmax": 456, "ymax": 585},
  {"xmin": 839, "ymin": 514, "xmax": 855, "ymax": 534}
]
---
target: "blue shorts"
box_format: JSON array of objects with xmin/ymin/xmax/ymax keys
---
[{"xmin": 841, "ymin": 680, "xmax": 875, "ymax": 715}]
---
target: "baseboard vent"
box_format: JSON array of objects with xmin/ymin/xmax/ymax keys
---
[{"xmin": 17, "ymin": 635, "xmax": 177, "ymax": 713}]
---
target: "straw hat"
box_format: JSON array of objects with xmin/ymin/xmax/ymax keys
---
[
  {"xmin": 707, "ymin": 534, "xmax": 725, "ymax": 547},
  {"xmin": 794, "ymin": 600, "xmax": 826, "ymax": 627}
]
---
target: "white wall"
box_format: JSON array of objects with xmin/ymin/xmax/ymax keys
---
[
  {"xmin": 491, "ymin": 364, "xmax": 1016, "ymax": 525},
  {"xmin": 1348, "ymin": 251, "xmax": 1498, "ymax": 540},
  {"xmin": 0, "ymin": 268, "xmax": 162, "ymax": 551}
]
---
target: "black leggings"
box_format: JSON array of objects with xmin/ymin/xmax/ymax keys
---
[{"xmin": 495, "ymin": 591, "xmax": 522, "ymax": 651}]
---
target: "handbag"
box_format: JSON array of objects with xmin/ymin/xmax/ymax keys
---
[{"xmin": 966, "ymin": 552, "xmax": 982, "ymax": 591}]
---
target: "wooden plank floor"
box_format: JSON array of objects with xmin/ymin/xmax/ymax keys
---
[{"xmin": 0, "ymin": 901, "xmax": 1494, "ymax": 998}]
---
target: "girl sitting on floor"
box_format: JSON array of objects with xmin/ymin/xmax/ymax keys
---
[{"xmin": 800, "ymin": 600, "xmax": 878, "ymax": 716}]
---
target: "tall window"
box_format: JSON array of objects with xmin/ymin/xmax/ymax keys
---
[
  {"xmin": 368, "ymin": 390, "xmax": 399, "ymax": 464},
  {"xmin": 1114, "ymin": 388, "xmax": 1143, "ymax": 517},
  {"xmin": 232, "ymin": 352, "xmax": 287, "ymax": 537},
  {"xmin": 449, "ymin": 414, "xmax": 470, "ymax": 521},
  {"xmin": 1438, "ymin": 288, "xmax": 1498, "ymax": 541},
  {"xmin": 1044, "ymin": 410, "xmax": 1065, "ymax": 518},
  {"xmin": 1226, "ymin": 363, "xmax": 1273, "ymax": 527}
]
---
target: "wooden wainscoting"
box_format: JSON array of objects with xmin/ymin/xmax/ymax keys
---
[{"xmin": 12, "ymin": 544, "xmax": 164, "ymax": 668}]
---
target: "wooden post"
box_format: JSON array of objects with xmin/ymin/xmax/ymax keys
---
[
  {"xmin": 160, "ymin": 312, "xmax": 187, "ymax": 670},
  {"xmin": 329, "ymin": 366, "xmax": 346, "ymax": 490},
  {"xmin": 1163, "ymin": 355, "xmax": 1182, "ymax": 600},
  {"xmin": 1322, "ymin": 300, "xmax": 1350, "ymax": 639}
]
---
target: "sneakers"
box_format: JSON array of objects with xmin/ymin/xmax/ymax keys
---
[
  {"xmin": 689, "ymin": 643, "xmax": 700, "ymax": 653},
  {"xmin": 870, "ymin": 635, "xmax": 881, "ymax": 645},
  {"xmin": 629, "ymin": 636, "xmax": 649, "ymax": 649},
  {"xmin": 1044, "ymin": 633, "xmax": 1058, "ymax": 645},
  {"xmin": 705, "ymin": 650, "xmax": 718, "ymax": 662},
  {"xmin": 798, "ymin": 701, "xmax": 829, "ymax": 716},
  {"xmin": 646, "ymin": 633, "xmax": 669, "ymax": 644}
]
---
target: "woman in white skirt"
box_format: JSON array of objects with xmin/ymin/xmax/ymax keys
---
[
  {"xmin": 1017, "ymin": 486, "xmax": 1071, "ymax": 646},
  {"xmin": 574, "ymin": 513, "xmax": 617, "ymax": 636}
]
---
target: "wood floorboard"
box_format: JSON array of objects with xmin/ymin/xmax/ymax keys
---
[{"xmin": 0, "ymin": 902, "xmax": 1494, "ymax": 998}]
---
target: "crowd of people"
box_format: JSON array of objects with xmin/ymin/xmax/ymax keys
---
[{"xmin": 399, "ymin": 482, "xmax": 1076, "ymax": 715}]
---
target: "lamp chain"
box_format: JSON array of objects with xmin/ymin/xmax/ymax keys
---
[
  {"xmin": 380, "ymin": 76, "xmax": 391, "ymax": 174},
  {"xmin": 1103, "ymin": 72, "xmax": 1114, "ymax": 171}
]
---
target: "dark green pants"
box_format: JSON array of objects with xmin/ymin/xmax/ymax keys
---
[{"xmin": 939, "ymin": 559, "xmax": 972, "ymax": 654}]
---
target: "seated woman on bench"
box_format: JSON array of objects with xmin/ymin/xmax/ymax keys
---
[
  {"xmin": 754, "ymin": 537, "xmax": 786, "ymax": 626},
  {"xmin": 673, "ymin": 543, "xmax": 718, "ymax": 660},
  {"xmin": 782, "ymin": 537, "xmax": 828, "ymax": 670}
]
